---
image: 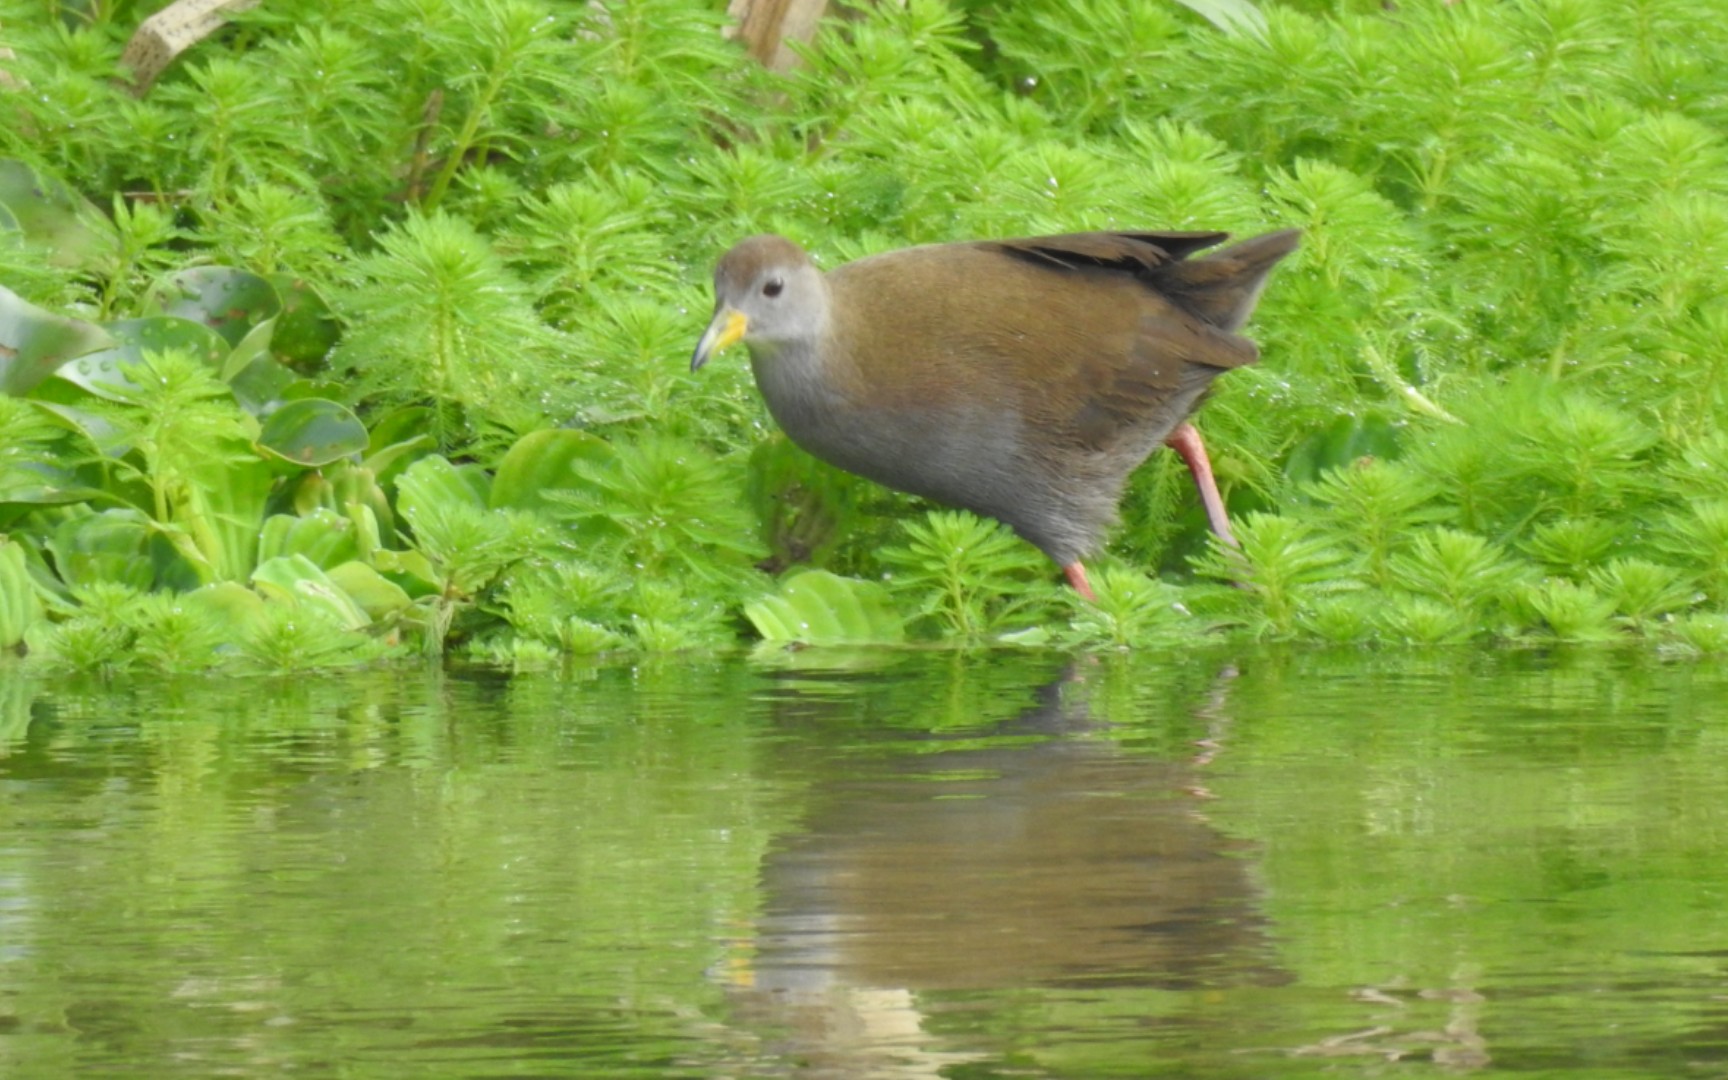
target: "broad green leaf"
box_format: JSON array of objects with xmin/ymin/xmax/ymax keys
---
[
  {"xmin": 490, "ymin": 428, "xmax": 615, "ymax": 514},
  {"xmin": 1282, "ymin": 414, "xmax": 1406, "ymax": 488},
  {"xmin": 180, "ymin": 453, "xmax": 276, "ymax": 584},
  {"xmin": 181, "ymin": 580, "xmax": 269, "ymax": 638},
  {"xmin": 251, "ymin": 554, "xmax": 371, "ymax": 630},
  {"xmin": 267, "ymin": 275, "xmax": 340, "ymax": 367},
  {"xmin": 219, "ymin": 314, "xmax": 277, "ymax": 381},
  {"xmin": 46, "ymin": 509, "xmax": 156, "ymax": 591},
  {"xmin": 326, "ymin": 560, "xmax": 413, "ymax": 620},
  {"xmin": 226, "ymin": 354, "xmax": 298, "ymax": 415},
  {"xmin": 256, "ymin": 398, "xmax": 368, "ymax": 467},
  {"xmin": 257, "ymin": 509, "xmax": 361, "ymax": 569},
  {"xmin": 0, "ymin": 462, "xmax": 105, "ymax": 506},
  {"xmin": 745, "ymin": 569, "xmax": 906, "ymax": 646},
  {"xmin": 0, "ymin": 284, "xmax": 113, "ymax": 396},
  {"xmin": 152, "ymin": 266, "xmax": 281, "ymax": 348},
  {"xmin": 55, "ymin": 317, "xmax": 227, "ymax": 401},
  {"xmin": 397, "ymin": 455, "xmax": 489, "ymax": 522},
  {"xmin": 372, "ymin": 548, "xmax": 442, "ymax": 595},
  {"xmin": 0, "ymin": 159, "xmax": 115, "ymax": 270},
  {"xmin": 0, "ymin": 538, "xmax": 44, "ymax": 649},
  {"xmin": 363, "ymin": 406, "xmax": 436, "ymax": 491}
]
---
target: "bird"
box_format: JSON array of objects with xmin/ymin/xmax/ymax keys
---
[{"xmin": 690, "ymin": 228, "xmax": 1300, "ymax": 601}]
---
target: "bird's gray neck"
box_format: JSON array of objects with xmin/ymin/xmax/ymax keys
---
[
  {"xmin": 749, "ymin": 337, "xmax": 839, "ymax": 428},
  {"xmin": 746, "ymin": 286, "xmax": 841, "ymax": 421}
]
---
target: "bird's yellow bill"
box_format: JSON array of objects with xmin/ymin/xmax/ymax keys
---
[{"xmin": 691, "ymin": 308, "xmax": 748, "ymax": 371}]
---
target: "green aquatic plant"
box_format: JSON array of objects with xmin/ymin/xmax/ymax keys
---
[
  {"xmin": 1389, "ymin": 527, "xmax": 1528, "ymax": 618},
  {"xmin": 333, "ymin": 211, "xmax": 570, "ymax": 450},
  {"xmin": 879, "ymin": 510, "xmax": 1055, "ymax": 643},
  {"xmin": 1304, "ymin": 458, "xmax": 1443, "ymax": 587},
  {"xmin": 1516, "ymin": 578, "xmax": 1620, "ymax": 643},
  {"xmin": 1589, "ymin": 558, "xmax": 1698, "ymax": 632},
  {"xmin": 1378, "ymin": 595, "xmax": 1479, "ymax": 646},
  {"xmin": 1654, "ymin": 501, "xmax": 1728, "ymax": 607},
  {"xmin": 3, "ymin": 0, "xmax": 1728, "ymax": 661},
  {"xmin": 1191, "ymin": 513, "xmax": 1353, "ymax": 638},
  {"xmin": 1059, "ymin": 565, "xmax": 1197, "ymax": 650},
  {"xmin": 1520, "ymin": 516, "xmax": 1622, "ymax": 581},
  {"xmin": 543, "ymin": 435, "xmax": 767, "ymax": 587}
]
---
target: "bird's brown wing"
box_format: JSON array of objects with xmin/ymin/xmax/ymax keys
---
[
  {"xmin": 826, "ymin": 233, "xmax": 1265, "ymax": 451},
  {"xmin": 1059, "ymin": 303, "xmax": 1257, "ymax": 450},
  {"xmin": 988, "ymin": 231, "xmax": 1229, "ymax": 275},
  {"xmin": 985, "ymin": 234, "xmax": 1261, "ymax": 451}
]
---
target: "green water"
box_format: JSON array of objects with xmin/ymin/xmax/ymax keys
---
[{"xmin": 2, "ymin": 649, "xmax": 1726, "ymax": 1078}]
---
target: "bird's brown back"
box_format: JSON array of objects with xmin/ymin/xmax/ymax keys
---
[{"xmin": 822, "ymin": 232, "xmax": 1279, "ymax": 453}]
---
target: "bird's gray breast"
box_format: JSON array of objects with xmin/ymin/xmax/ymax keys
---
[{"xmin": 750, "ymin": 346, "xmax": 1032, "ymax": 514}]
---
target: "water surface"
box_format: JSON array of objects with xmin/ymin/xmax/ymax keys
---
[{"xmin": 2, "ymin": 648, "xmax": 1726, "ymax": 1077}]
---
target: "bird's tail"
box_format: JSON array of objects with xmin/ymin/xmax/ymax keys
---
[{"xmin": 1152, "ymin": 228, "xmax": 1302, "ymax": 332}]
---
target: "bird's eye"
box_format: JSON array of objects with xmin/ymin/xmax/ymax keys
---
[{"xmin": 763, "ymin": 278, "xmax": 784, "ymax": 298}]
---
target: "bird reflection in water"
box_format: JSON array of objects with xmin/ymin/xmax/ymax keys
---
[{"xmin": 723, "ymin": 659, "xmax": 1282, "ymax": 1077}]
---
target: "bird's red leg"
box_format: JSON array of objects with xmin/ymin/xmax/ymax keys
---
[
  {"xmin": 1166, "ymin": 421, "xmax": 1239, "ymax": 548},
  {"xmin": 1063, "ymin": 561, "xmax": 1097, "ymax": 602}
]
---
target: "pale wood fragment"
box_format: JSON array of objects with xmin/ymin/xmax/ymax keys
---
[
  {"xmin": 121, "ymin": 0, "xmax": 262, "ymax": 96},
  {"xmin": 725, "ymin": 0, "xmax": 828, "ymax": 72}
]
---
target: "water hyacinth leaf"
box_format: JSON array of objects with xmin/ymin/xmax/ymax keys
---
[
  {"xmin": 745, "ymin": 569, "xmax": 905, "ymax": 645},
  {"xmin": 56, "ymin": 317, "xmax": 228, "ymax": 401},
  {"xmin": 0, "ymin": 458, "xmax": 106, "ymax": 507},
  {"xmin": 257, "ymin": 509, "xmax": 361, "ymax": 569},
  {"xmin": 325, "ymin": 560, "xmax": 413, "ymax": 620},
  {"xmin": 363, "ymin": 406, "xmax": 438, "ymax": 489},
  {"xmin": 0, "ymin": 538, "xmax": 44, "ymax": 649},
  {"xmin": 226, "ymin": 350, "xmax": 297, "ymax": 415},
  {"xmin": 490, "ymin": 428, "xmax": 615, "ymax": 514},
  {"xmin": 24, "ymin": 389, "xmax": 125, "ymax": 458},
  {"xmin": 267, "ymin": 275, "xmax": 341, "ymax": 368},
  {"xmin": 278, "ymin": 378, "xmax": 346, "ymax": 404},
  {"xmin": 46, "ymin": 509, "xmax": 157, "ymax": 592},
  {"xmin": 219, "ymin": 314, "xmax": 278, "ymax": 382},
  {"xmin": 153, "ymin": 266, "xmax": 281, "ymax": 348},
  {"xmin": 256, "ymin": 398, "xmax": 368, "ymax": 467},
  {"xmin": 0, "ymin": 285, "xmax": 114, "ymax": 396},
  {"xmin": 0, "ymin": 159, "xmax": 115, "ymax": 270},
  {"xmin": 251, "ymin": 554, "xmax": 371, "ymax": 630},
  {"xmin": 180, "ymin": 580, "xmax": 269, "ymax": 638},
  {"xmin": 397, "ymin": 456, "xmax": 491, "ymax": 520}
]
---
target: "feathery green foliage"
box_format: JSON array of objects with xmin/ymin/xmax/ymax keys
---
[{"xmin": 3, "ymin": 0, "xmax": 1728, "ymax": 663}]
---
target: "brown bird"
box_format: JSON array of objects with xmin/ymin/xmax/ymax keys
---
[{"xmin": 691, "ymin": 228, "xmax": 1300, "ymax": 601}]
